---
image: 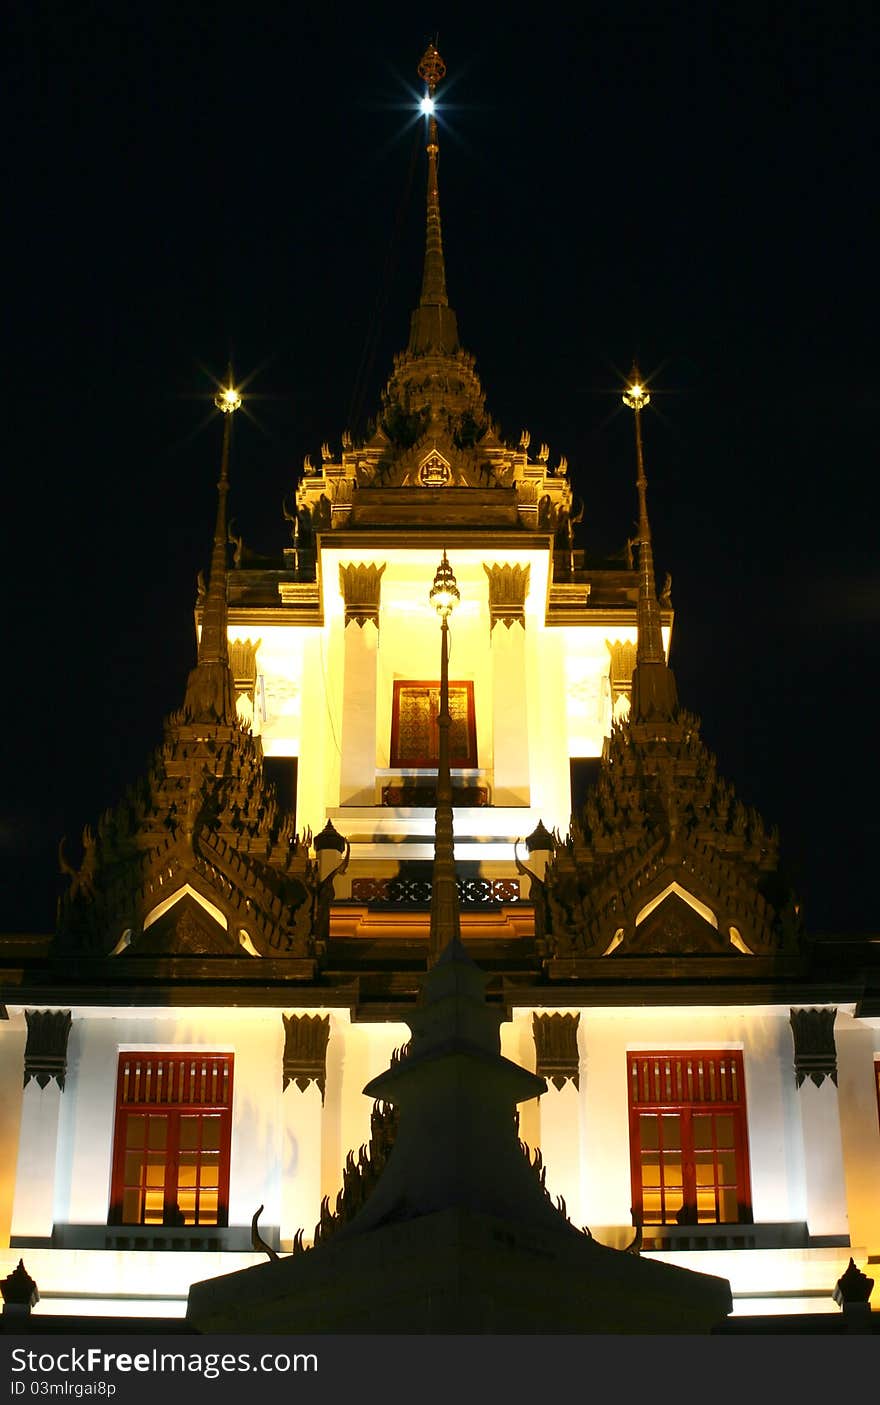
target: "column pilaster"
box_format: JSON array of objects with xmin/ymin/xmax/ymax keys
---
[{"xmin": 790, "ymin": 1008, "xmax": 848, "ymax": 1238}]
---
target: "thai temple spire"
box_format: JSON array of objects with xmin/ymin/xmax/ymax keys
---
[
  {"xmin": 408, "ymin": 42, "xmax": 459, "ymax": 356},
  {"xmin": 181, "ymin": 381, "xmax": 241, "ymax": 724},
  {"xmin": 623, "ymin": 368, "xmax": 679, "ymax": 723}
]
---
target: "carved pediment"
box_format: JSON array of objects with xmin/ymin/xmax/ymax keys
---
[
  {"xmin": 617, "ymin": 891, "xmax": 732, "ymax": 956},
  {"xmin": 132, "ymin": 894, "xmax": 239, "ymax": 957},
  {"xmin": 416, "ymin": 447, "xmax": 453, "ymax": 486}
]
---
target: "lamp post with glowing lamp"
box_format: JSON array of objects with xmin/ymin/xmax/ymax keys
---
[
  {"xmin": 214, "ymin": 382, "xmax": 242, "ymax": 496},
  {"xmin": 428, "ymin": 550, "xmax": 461, "ymax": 963},
  {"xmin": 621, "ymin": 369, "xmax": 650, "ymax": 531},
  {"xmin": 622, "ymin": 368, "xmax": 666, "ymax": 670}
]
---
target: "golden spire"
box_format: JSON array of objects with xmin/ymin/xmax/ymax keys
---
[
  {"xmin": 409, "ymin": 42, "xmax": 459, "ymax": 355},
  {"xmin": 622, "ymin": 367, "xmax": 678, "ymax": 722},
  {"xmin": 182, "ymin": 378, "xmax": 241, "ymax": 723}
]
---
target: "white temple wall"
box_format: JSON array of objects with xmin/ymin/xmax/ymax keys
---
[
  {"xmin": 296, "ymin": 627, "xmax": 339, "ymax": 836},
  {"xmin": 22, "ymin": 1001, "xmax": 868, "ymax": 1251},
  {"xmin": 509, "ymin": 1006, "xmax": 816, "ymax": 1240},
  {"xmin": 47, "ymin": 1009, "xmax": 314, "ymax": 1233},
  {"xmin": 0, "ymin": 1016, "xmax": 25, "ymax": 1245},
  {"xmin": 526, "ymin": 627, "xmax": 570, "ymax": 834},
  {"xmin": 836, "ymin": 1013, "xmax": 880, "ymax": 1254}
]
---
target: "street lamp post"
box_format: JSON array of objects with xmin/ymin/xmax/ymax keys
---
[
  {"xmin": 428, "ymin": 550, "xmax": 461, "ymax": 964},
  {"xmin": 622, "ymin": 367, "xmax": 665, "ymax": 668}
]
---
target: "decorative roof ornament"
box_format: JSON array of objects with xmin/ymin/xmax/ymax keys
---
[
  {"xmin": 181, "ymin": 375, "xmax": 241, "ymax": 726},
  {"xmin": 623, "ymin": 365, "xmax": 679, "ymax": 723},
  {"xmin": 410, "ymin": 41, "xmax": 456, "ymax": 352},
  {"xmin": 54, "ymin": 374, "xmax": 324, "ymax": 964},
  {"xmin": 535, "ymin": 365, "xmax": 800, "ymax": 964},
  {"xmin": 288, "ymin": 46, "xmax": 574, "ymax": 523}
]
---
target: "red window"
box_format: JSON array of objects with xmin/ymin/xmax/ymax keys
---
[
  {"xmin": 628, "ymin": 1051, "xmax": 752, "ymax": 1226},
  {"xmin": 109, "ymin": 1053, "xmax": 233, "ymax": 1227},
  {"xmin": 875, "ymin": 1059, "xmax": 880, "ymax": 1131},
  {"xmin": 390, "ymin": 680, "xmax": 477, "ymax": 768}
]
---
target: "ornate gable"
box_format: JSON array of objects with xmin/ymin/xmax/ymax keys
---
[
  {"xmin": 541, "ymin": 709, "xmax": 801, "ymax": 963},
  {"xmin": 622, "ymin": 890, "xmax": 731, "ymax": 957},
  {"xmin": 134, "ymin": 893, "xmax": 237, "ymax": 957}
]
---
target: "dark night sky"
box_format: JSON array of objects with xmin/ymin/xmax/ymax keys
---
[{"xmin": 3, "ymin": 3, "xmax": 877, "ymax": 936}]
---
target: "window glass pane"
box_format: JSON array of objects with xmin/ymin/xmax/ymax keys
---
[
  {"xmin": 717, "ymin": 1151, "xmax": 737, "ymax": 1184},
  {"xmin": 177, "ymin": 1191, "xmax": 197, "ymax": 1214},
  {"xmin": 697, "ymin": 1191, "xmax": 717, "ymax": 1222},
  {"xmin": 661, "ymin": 1115, "xmax": 681, "ymax": 1149},
  {"xmin": 639, "ymin": 1114, "xmax": 659, "ymax": 1149},
  {"xmin": 718, "ymin": 1188, "xmax": 739, "ymax": 1222},
  {"xmin": 642, "ymin": 1193, "xmax": 662, "ymax": 1220},
  {"xmin": 200, "ymin": 1160, "xmax": 219, "ymax": 1187},
  {"xmin": 662, "ymin": 1155, "xmax": 682, "ymax": 1187},
  {"xmin": 146, "ymin": 1155, "xmax": 165, "ymax": 1187},
  {"xmin": 144, "ymin": 1191, "xmax": 164, "ymax": 1223},
  {"xmin": 179, "ymin": 1117, "xmax": 200, "ymax": 1151},
  {"xmin": 201, "ymin": 1115, "xmax": 221, "ymax": 1151},
  {"xmin": 695, "ymin": 1156, "xmax": 716, "ymax": 1187},
  {"xmin": 641, "ymin": 1157, "xmax": 660, "ymax": 1187},
  {"xmin": 177, "ymin": 1159, "xmax": 198, "ymax": 1187},
  {"xmin": 198, "ymin": 1191, "xmax": 218, "ymax": 1225},
  {"xmin": 122, "ymin": 1189, "xmax": 142, "ymax": 1223},
  {"xmin": 715, "ymin": 1114, "xmax": 734, "ymax": 1146},
  {"xmin": 692, "ymin": 1114, "xmax": 713, "ymax": 1149},
  {"xmin": 664, "ymin": 1191, "xmax": 683, "ymax": 1220},
  {"xmin": 124, "ymin": 1152, "xmax": 145, "ymax": 1185},
  {"xmin": 148, "ymin": 1117, "xmax": 167, "ymax": 1150},
  {"xmin": 126, "ymin": 1116, "xmax": 145, "ymax": 1149}
]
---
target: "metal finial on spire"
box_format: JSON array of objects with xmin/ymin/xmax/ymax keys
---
[
  {"xmin": 623, "ymin": 365, "xmax": 678, "ymax": 721},
  {"xmin": 418, "ymin": 40, "xmax": 446, "ymax": 95}
]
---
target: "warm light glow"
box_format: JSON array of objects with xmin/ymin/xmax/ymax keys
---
[
  {"xmin": 429, "ymin": 550, "xmax": 460, "ymax": 618},
  {"xmin": 214, "ymin": 385, "xmax": 242, "ymax": 414},
  {"xmin": 622, "ymin": 379, "xmax": 650, "ymax": 412},
  {"xmin": 420, "ymin": 95, "xmax": 435, "ymax": 115}
]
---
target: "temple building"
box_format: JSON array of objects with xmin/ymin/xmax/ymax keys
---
[{"xmin": 1, "ymin": 46, "xmax": 878, "ymax": 1330}]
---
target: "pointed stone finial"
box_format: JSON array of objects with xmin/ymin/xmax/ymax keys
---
[
  {"xmin": 525, "ymin": 819, "xmax": 556, "ymax": 854},
  {"xmin": 314, "ymin": 818, "xmax": 347, "ymax": 854},
  {"xmin": 1, "ymin": 1259, "xmax": 39, "ymax": 1314},
  {"xmin": 833, "ymin": 1258, "xmax": 874, "ymax": 1306}
]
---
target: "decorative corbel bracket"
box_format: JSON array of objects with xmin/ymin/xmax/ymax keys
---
[
  {"xmin": 532, "ymin": 1011, "xmax": 580, "ymax": 1091},
  {"xmin": 23, "ymin": 1009, "xmax": 72, "ymax": 1091},
  {"xmin": 789, "ymin": 1007, "xmax": 837, "ymax": 1088},
  {"xmin": 339, "ymin": 562, "xmax": 386, "ymax": 628},
  {"xmin": 282, "ymin": 1013, "xmax": 331, "ymax": 1101},
  {"xmin": 484, "ymin": 562, "xmax": 529, "ymax": 631}
]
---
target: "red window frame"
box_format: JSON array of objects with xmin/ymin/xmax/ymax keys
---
[
  {"xmin": 627, "ymin": 1051, "xmax": 752, "ymax": 1226},
  {"xmin": 389, "ymin": 679, "xmax": 477, "ymax": 768},
  {"xmin": 109, "ymin": 1052, "xmax": 233, "ymax": 1228}
]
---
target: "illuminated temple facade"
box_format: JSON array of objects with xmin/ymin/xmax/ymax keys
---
[{"xmin": 1, "ymin": 47, "xmax": 878, "ymax": 1329}]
